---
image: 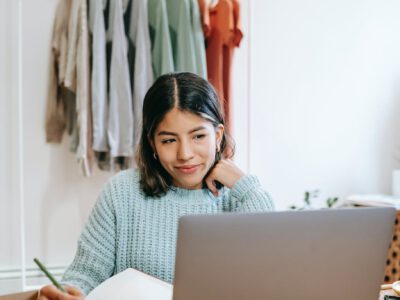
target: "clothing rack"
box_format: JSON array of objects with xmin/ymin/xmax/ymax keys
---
[{"xmin": 11, "ymin": 0, "xmax": 252, "ymax": 292}]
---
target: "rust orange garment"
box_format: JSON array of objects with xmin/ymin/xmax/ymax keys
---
[
  {"xmin": 198, "ymin": 0, "xmax": 211, "ymax": 38},
  {"xmin": 203, "ymin": 0, "xmax": 243, "ymax": 133}
]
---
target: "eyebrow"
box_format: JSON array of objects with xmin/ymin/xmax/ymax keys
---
[{"xmin": 157, "ymin": 126, "xmax": 207, "ymax": 136}]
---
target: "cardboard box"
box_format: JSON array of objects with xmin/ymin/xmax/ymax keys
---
[{"xmin": 0, "ymin": 291, "xmax": 37, "ymax": 300}]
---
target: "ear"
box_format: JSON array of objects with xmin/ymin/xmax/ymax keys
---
[{"xmin": 215, "ymin": 124, "xmax": 224, "ymax": 151}]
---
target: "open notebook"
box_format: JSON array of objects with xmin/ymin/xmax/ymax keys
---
[{"xmin": 86, "ymin": 269, "xmax": 173, "ymax": 300}]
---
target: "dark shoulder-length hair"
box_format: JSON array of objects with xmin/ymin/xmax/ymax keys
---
[{"xmin": 135, "ymin": 72, "xmax": 235, "ymax": 197}]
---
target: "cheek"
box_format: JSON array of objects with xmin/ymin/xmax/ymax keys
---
[
  {"xmin": 155, "ymin": 144, "xmax": 175, "ymax": 164},
  {"xmin": 197, "ymin": 142, "xmax": 216, "ymax": 161},
  {"xmin": 158, "ymin": 152, "xmax": 175, "ymax": 166}
]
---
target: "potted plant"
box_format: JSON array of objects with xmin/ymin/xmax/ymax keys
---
[{"xmin": 289, "ymin": 190, "xmax": 339, "ymax": 210}]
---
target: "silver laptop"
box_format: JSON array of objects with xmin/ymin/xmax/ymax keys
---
[{"xmin": 173, "ymin": 207, "xmax": 396, "ymax": 300}]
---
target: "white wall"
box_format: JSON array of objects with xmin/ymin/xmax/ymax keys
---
[
  {"xmin": 249, "ymin": 0, "xmax": 400, "ymax": 209},
  {"xmin": 1, "ymin": 0, "xmax": 400, "ymax": 294},
  {"xmin": 0, "ymin": 0, "xmax": 20, "ymax": 277}
]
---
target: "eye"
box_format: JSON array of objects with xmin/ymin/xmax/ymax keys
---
[
  {"xmin": 193, "ymin": 134, "xmax": 206, "ymax": 140},
  {"xmin": 161, "ymin": 138, "xmax": 176, "ymax": 144}
]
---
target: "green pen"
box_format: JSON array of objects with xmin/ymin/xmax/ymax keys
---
[{"xmin": 33, "ymin": 258, "xmax": 66, "ymax": 293}]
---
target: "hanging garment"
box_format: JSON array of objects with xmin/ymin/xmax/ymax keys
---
[
  {"xmin": 75, "ymin": 0, "xmax": 94, "ymax": 176},
  {"xmin": 107, "ymin": 0, "xmax": 134, "ymax": 158},
  {"xmin": 189, "ymin": 0, "xmax": 208, "ymax": 78},
  {"xmin": 204, "ymin": 0, "xmax": 243, "ymax": 133},
  {"xmin": 165, "ymin": 0, "xmax": 207, "ymax": 78},
  {"xmin": 197, "ymin": 0, "xmax": 211, "ymax": 38},
  {"xmin": 64, "ymin": 0, "xmax": 80, "ymax": 92},
  {"xmin": 45, "ymin": 0, "xmax": 72, "ymax": 143},
  {"xmin": 221, "ymin": 0, "xmax": 242, "ymax": 128},
  {"xmin": 231, "ymin": 0, "xmax": 243, "ymax": 48},
  {"xmin": 128, "ymin": 0, "xmax": 154, "ymax": 145},
  {"xmin": 147, "ymin": 0, "xmax": 174, "ymax": 78},
  {"xmin": 89, "ymin": 0, "xmax": 109, "ymax": 153},
  {"xmin": 63, "ymin": 0, "xmax": 82, "ymax": 152}
]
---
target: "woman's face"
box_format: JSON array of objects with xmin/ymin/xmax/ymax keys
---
[{"xmin": 152, "ymin": 107, "xmax": 224, "ymax": 189}]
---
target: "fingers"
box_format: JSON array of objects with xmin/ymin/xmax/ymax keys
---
[
  {"xmin": 39, "ymin": 285, "xmax": 83, "ymax": 300},
  {"xmin": 39, "ymin": 285, "xmax": 58, "ymax": 300},
  {"xmin": 64, "ymin": 286, "xmax": 83, "ymax": 297},
  {"xmin": 205, "ymin": 159, "xmax": 245, "ymax": 191},
  {"xmin": 205, "ymin": 172, "xmax": 219, "ymax": 197},
  {"xmin": 205, "ymin": 178, "xmax": 219, "ymax": 196},
  {"xmin": 37, "ymin": 291, "xmax": 48, "ymax": 300}
]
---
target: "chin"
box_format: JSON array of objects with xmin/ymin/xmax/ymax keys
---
[
  {"xmin": 175, "ymin": 177, "xmax": 203, "ymax": 189},
  {"xmin": 184, "ymin": 181, "xmax": 203, "ymax": 189}
]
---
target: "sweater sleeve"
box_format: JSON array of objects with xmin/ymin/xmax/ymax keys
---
[
  {"xmin": 222, "ymin": 174, "xmax": 275, "ymax": 213},
  {"xmin": 61, "ymin": 181, "xmax": 117, "ymax": 295}
]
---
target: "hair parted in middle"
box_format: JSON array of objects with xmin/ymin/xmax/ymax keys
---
[{"xmin": 135, "ymin": 72, "xmax": 235, "ymax": 197}]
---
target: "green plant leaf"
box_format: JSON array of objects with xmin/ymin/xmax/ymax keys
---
[
  {"xmin": 304, "ymin": 191, "xmax": 310, "ymax": 205},
  {"xmin": 326, "ymin": 197, "xmax": 339, "ymax": 208}
]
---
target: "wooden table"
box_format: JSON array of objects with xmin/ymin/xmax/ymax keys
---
[
  {"xmin": 0, "ymin": 291, "xmax": 37, "ymax": 300},
  {"xmin": 0, "ymin": 289, "xmax": 398, "ymax": 299}
]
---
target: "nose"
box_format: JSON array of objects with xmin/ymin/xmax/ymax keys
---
[{"xmin": 177, "ymin": 140, "xmax": 194, "ymax": 161}]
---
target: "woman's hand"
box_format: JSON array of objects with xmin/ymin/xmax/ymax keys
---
[
  {"xmin": 38, "ymin": 285, "xmax": 84, "ymax": 300},
  {"xmin": 205, "ymin": 159, "xmax": 245, "ymax": 196}
]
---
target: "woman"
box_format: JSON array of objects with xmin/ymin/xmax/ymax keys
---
[{"xmin": 39, "ymin": 72, "xmax": 274, "ymax": 299}]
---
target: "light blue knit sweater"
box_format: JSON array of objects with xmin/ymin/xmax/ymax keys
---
[{"xmin": 62, "ymin": 169, "xmax": 274, "ymax": 294}]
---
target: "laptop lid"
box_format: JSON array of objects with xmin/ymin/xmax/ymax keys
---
[{"xmin": 173, "ymin": 207, "xmax": 396, "ymax": 300}]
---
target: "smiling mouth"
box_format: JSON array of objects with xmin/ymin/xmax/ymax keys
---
[{"xmin": 175, "ymin": 164, "xmax": 201, "ymax": 174}]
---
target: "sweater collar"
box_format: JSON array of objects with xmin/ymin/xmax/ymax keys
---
[{"xmin": 168, "ymin": 186, "xmax": 222, "ymax": 204}]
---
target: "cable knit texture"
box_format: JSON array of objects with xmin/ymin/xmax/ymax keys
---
[{"xmin": 61, "ymin": 169, "xmax": 274, "ymax": 294}]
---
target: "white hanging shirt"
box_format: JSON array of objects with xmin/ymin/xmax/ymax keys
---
[
  {"xmin": 76, "ymin": 0, "xmax": 94, "ymax": 176},
  {"xmin": 89, "ymin": 0, "xmax": 109, "ymax": 152},
  {"xmin": 129, "ymin": 0, "xmax": 154, "ymax": 145},
  {"xmin": 107, "ymin": 0, "xmax": 134, "ymax": 157}
]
